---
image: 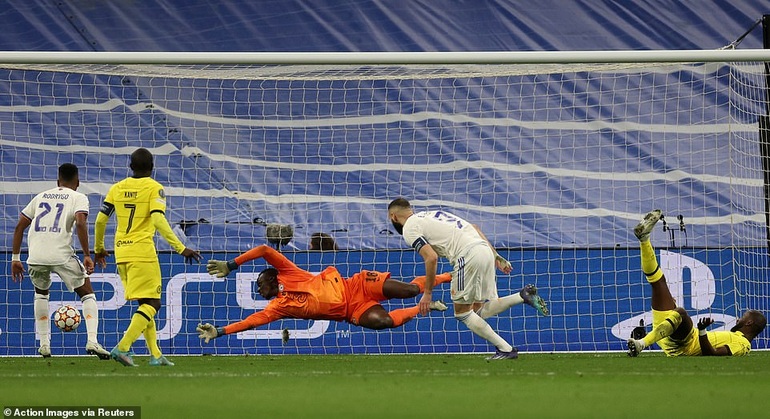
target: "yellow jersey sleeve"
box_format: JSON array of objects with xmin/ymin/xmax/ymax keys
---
[{"xmin": 708, "ymin": 331, "xmax": 751, "ymax": 356}]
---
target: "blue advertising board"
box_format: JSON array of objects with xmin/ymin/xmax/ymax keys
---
[{"xmin": 1, "ymin": 248, "xmax": 766, "ymax": 356}]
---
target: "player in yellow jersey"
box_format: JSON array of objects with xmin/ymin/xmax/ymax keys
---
[
  {"xmin": 94, "ymin": 148, "xmax": 201, "ymax": 367},
  {"xmin": 627, "ymin": 210, "xmax": 766, "ymax": 357}
]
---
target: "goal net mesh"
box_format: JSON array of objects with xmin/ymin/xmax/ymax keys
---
[{"xmin": 0, "ymin": 59, "xmax": 768, "ymax": 355}]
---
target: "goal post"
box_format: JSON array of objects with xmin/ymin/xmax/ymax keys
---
[{"xmin": 0, "ymin": 50, "xmax": 769, "ymax": 356}]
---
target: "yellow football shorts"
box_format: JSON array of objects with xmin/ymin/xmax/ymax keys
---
[
  {"xmin": 652, "ymin": 309, "xmax": 700, "ymax": 356},
  {"xmin": 117, "ymin": 261, "xmax": 163, "ymax": 300}
]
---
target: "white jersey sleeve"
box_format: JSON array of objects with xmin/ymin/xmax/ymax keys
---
[
  {"xmin": 23, "ymin": 187, "xmax": 89, "ymax": 266},
  {"xmin": 402, "ymin": 210, "xmax": 487, "ymax": 264}
]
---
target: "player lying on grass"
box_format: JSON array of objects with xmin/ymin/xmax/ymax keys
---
[
  {"xmin": 198, "ymin": 244, "xmax": 451, "ymax": 341},
  {"xmin": 627, "ymin": 210, "xmax": 767, "ymax": 357}
]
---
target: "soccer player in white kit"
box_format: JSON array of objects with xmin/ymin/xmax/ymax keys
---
[
  {"xmin": 10, "ymin": 163, "xmax": 111, "ymax": 359},
  {"xmin": 388, "ymin": 198, "xmax": 548, "ymax": 359}
]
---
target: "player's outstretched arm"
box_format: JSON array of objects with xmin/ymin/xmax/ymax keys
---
[
  {"xmin": 198, "ymin": 311, "xmax": 274, "ymax": 343},
  {"xmin": 207, "ymin": 245, "xmax": 288, "ymax": 278},
  {"xmin": 151, "ymin": 212, "xmax": 201, "ymax": 264},
  {"xmin": 197, "ymin": 323, "xmax": 225, "ymax": 344},
  {"xmin": 207, "ymin": 259, "xmax": 239, "ymax": 278}
]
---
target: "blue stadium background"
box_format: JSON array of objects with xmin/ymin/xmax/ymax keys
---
[{"xmin": 1, "ymin": 1, "xmax": 769, "ymax": 355}]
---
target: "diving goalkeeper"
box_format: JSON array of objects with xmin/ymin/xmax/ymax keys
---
[
  {"xmin": 627, "ymin": 210, "xmax": 766, "ymax": 357},
  {"xmin": 198, "ymin": 244, "xmax": 451, "ymax": 341}
]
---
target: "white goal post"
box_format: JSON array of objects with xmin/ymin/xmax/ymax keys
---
[{"xmin": 0, "ymin": 49, "xmax": 768, "ymax": 356}]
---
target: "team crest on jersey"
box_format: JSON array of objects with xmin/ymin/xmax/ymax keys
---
[{"xmin": 158, "ymin": 189, "xmax": 165, "ymax": 199}]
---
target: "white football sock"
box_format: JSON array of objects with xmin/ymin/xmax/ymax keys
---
[
  {"xmin": 80, "ymin": 293, "xmax": 99, "ymax": 343},
  {"xmin": 34, "ymin": 293, "xmax": 50, "ymax": 346},
  {"xmin": 476, "ymin": 294, "xmax": 524, "ymax": 319},
  {"xmin": 455, "ymin": 310, "xmax": 513, "ymax": 352}
]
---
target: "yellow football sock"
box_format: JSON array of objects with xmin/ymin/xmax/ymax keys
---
[
  {"xmin": 640, "ymin": 240, "xmax": 663, "ymax": 283},
  {"xmin": 642, "ymin": 310, "xmax": 682, "ymax": 347},
  {"xmin": 117, "ymin": 304, "xmax": 157, "ymax": 352},
  {"xmin": 143, "ymin": 317, "xmax": 162, "ymax": 358}
]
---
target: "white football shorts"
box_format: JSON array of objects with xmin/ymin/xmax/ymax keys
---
[
  {"xmin": 450, "ymin": 243, "xmax": 498, "ymax": 304},
  {"xmin": 27, "ymin": 255, "xmax": 87, "ymax": 292}
]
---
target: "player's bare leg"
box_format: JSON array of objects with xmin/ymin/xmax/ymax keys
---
[
  {"xmin": 628, "ymin": 210, "xmax": 690, "ymax": 356},
  {"xmin": 380, "ymin": 273, "xmax": 452, "ymax": 299},
  {"xmin": 357, "ymin": 301, "xmax": 447, "ymax": 330},
  {"xmin": 407, "ymin": 273, "xmax": 452, "ymax": 294},
  {"xmin": 381, "ymin": 279, "xmax": 420, "ymax": 299}
]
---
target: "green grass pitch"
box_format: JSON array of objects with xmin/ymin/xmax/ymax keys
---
[{"xmin": 2, "ymin": 351, "xmax": 770, "ymax": 419}]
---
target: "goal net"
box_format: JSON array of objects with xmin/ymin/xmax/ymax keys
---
[{"xmin": 1, "ymin": 52, "xmax": 768, "ymax": 356}]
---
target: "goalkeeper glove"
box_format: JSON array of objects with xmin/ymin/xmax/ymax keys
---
[
  {"xmin": 207, "ymin": 259, "xmax": 239, "ymax": 278},
  {"xmin": 197, "ymin": 323, "xmax": 224, "ymax": 343}
]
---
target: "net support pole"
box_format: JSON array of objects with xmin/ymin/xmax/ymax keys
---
[{"xmin": 761, "ymin": 15, "xmax": 770, "ymax": 252}]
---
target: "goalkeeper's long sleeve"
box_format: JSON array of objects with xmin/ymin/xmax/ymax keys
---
[{"xmin": 151, "ymin": 211, "xmax": 186, "ymax": 254}]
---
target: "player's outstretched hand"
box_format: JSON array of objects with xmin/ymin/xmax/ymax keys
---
[
  {"xmin": 182, "ymin": 248, "xmax": 202, "ymax": 264},
  {"xmin": 207, "ymin": 259, "xmax": 231, "ymax": 278},
  {"xmin": 197, "ymin": 323, "xmax": 219, "ymax": 344},
  {"xmin": 697, "ymin": 317, "xmax": 714, "ymax": 331},
  {"xmin": 95, "ymin": 250, "xmax": 110, "ymax": 269},
  {"xmin": 495, "ymin": 254, "xmax": 512, "ymax": 274}
]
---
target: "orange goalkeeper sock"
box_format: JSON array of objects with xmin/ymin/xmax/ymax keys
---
[{"xmin": 388, "ymin": 306, "xmax": 420, "ymax": 327}]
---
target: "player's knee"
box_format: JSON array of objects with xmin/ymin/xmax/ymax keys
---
[
  {"xmin": 139, "ymin": 298, "xmax": 161, "ymax": 311},
  {"xmin": 363, "ymin": 315, "xmax": 394, "ymax": 330},
  {"xmin": 404, "ymin": 283, "xmax": 420, "ymax": 298},
  {"xmin": 667, "ymin": 308, "xmax": 684, "ymax": 328},
  {"xmin": 454, "ymin": 310, "xmax": 473, "ymax": 324}
]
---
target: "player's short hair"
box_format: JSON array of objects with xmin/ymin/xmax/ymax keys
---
[
  {"xmin": 258, "ymin": 267, "xmax": 278, "ymax": 284},
  {"xmin": 58, "ymin": 163, "xmax": 79, "ymax": 182},
  {"xmin": 388, "ymin": 197, "xmax": 411, "ymax": 211},
  {"xmin": 310, "ymin": 232, "xmax": 339, "ymax": 251},
  {"xmin": 130, "ymin": 148, "xmax": 154, "ymax": 173}
]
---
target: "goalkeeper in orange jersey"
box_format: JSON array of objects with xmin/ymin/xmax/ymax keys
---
[
  {"xmin": 198, "ymin": 244, "xmax": 451, "ymax": 341},
  {"xmin": 627, "ymin": 210, "xmax": 766, "ymax": 357}
]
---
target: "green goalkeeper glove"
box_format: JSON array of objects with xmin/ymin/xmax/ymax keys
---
[
  {"xmin": 197, "ymin": 323, "xmax": 224, "ymax": 343},
  {"xmin": 207, "ymin": 259, "xmax": 238, "ymax": 278}
]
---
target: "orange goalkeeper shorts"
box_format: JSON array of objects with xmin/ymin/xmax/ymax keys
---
[{"xmin": 345, "ymin": 270, "xmax": 390, "ymax": 325}]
